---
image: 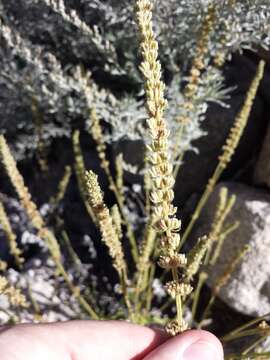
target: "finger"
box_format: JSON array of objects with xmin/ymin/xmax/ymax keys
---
[
  {"xmin": 143, "ymin": 330, "xmax": 224, "ymax": 360},
  {"xmin": 60, "ymin": 320, "xmax": 167, "ymax": 360},
  {"xmin": 0, "ymin": 321, "xmax": 168, "ymax": 360}
]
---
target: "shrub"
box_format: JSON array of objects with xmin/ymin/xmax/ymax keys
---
[{"xmin": 0, "ymin": 1, "xmax": 270, "ymax": 358}]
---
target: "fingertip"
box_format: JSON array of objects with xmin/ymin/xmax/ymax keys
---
[
  {"xmin": 180, "ymin": 330, "xmax": 224, "ymax": 360},
  {"xmin": 144, "ymin": 329, "xmax": 224, "ymax": 360}
]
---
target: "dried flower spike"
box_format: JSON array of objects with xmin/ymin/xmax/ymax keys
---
[
  {"xmin": 85, "ymin": 170, "xmax": 133, "ymax": 316},
  {"xmin": 0, "ymin": 135, "xmax": 44, "ymax": 230},
  {"xmin": 85, "ymin": 171, "xmax": 126, "ymax": 275},
  {"xmin": 81, "ymin": 74, "xmax": 138, "ymax": 261},
  {"xmin": 185, "ymin": 236, "xmax": 211, "ymax": 282},
  {"xmin": 72, "ymin": 130, "xmax": 97, "ymax": 224},
  {"xmin": 219, "ymin": 61, "xmax": 265, "ymax": 168},
  {"xmin": 0, "ymin": 275, "xmax": 28, "ymax": 308},
  {"xmin": 181, "ymin": 61, "xmax": 265, "ymax": 247},
  {"xmin": 166, "ymin": 319, "xmax": 189, "ymax": 336},
  {"xmin": 0, "ymin": 261, "xmax": 7, "ymax": 272},
  {"xmin": 165, "ymin": 281, "xmax": 193, "ymax": 299},
  {"xmin": 158, "ymin": 254, "xmax": 187, "ymax": 269},
  {"xmin": 184, "ymin": 4, "xmax": 216, "ymax": 100},
  {"xmin": 0, "ymin": 135, "xmax": 98, "ymax": 319},
  {"xmin": 213, "ymin": 245, "xmax": 250, "ymax": 295},
  {"xmin": 0, "ymin": 201, "xmax": 24, "ymax": 267},
  {"xmin": 135, "ymin": 0, "xmax": 188, "ymax": 335}
]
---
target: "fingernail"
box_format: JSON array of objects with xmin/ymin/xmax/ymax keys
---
[{"xmin": 183, "ymin": 340, "xmax": 221, "ymax": 360}]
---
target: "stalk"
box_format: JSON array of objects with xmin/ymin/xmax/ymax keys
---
[
  {"xmin": 180, "ymin": 61, "xmax": 265, "ymax": 248},
  {"xmin": 135, "ymin": 0, "xmax": 189, "ymax": 335}
]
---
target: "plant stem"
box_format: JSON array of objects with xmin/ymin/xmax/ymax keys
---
[
  {"xmin": 221, "ymin": 313, "xmax": 270, "ymax": 342},
  {"xmin": 110, "ymin": 180, "xmax": 139, "ymax": 262},
  {"xmin": 135, "ymin": 226, "xmax": 155, "ymax": 307},
  {"xmin": 60, "ymin": 229, "xmax": 82, "ymax": 266},
  {"xmin": 72, "ymin": 131, "xmax": 97, "ymax": 225},
  {"xmin": 180, "ymin": 166, "xmax": 222, "ymax": 249},
  {"xmin": 144, "ymin": 264, "xmax": 154, "ymax": 312},
  {"xmin": 198, "ymin": 294, "xmax": 215, "ymax": 328},
  {"xmin": 55, "ymin": 262, "xmax": 99, "ymax": 320},
  {"xmin": 172, "ymin": 268, "xmax": 183, "ymax": 326},
  {"xmin": 225, "ymin": 351, "xmax": 270, "ymax": 360},
  {"xmin": 180, "ymin": 61, "xmax": 265, "ymax": 249},
  {"xmin": 191, "ymin": 272, "xmax": 207, "ymax": 320},
  {"xmin": 120, "ymin": 268, "xmax": 134, "ymax": 320},
  {"xmin": 173, "ymin": 151, "xmax": 185, "ymax": 179},
  {"xmin": 242, "ymin": 334, "xmax": 269, "ymax": 355},
  {"xmin": 222, "ymin": 328, "xmax": 270, "ymax": 343}
]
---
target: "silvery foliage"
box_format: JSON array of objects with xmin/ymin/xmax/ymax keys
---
[{"xmin": 0, "ymin": 0, "xmax": 269, "ymax": 159}]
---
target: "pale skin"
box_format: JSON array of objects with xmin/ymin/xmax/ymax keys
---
[{"xmin": 0, "ymin": 321, "xmax": 224, "ymax": 360}]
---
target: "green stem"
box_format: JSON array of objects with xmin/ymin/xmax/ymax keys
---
[
  {"xmin": 221, "ymin": 312, "xmax": 270, "ymax": 342},
  {"xmin": 55, "ymin": 262, "xmax": 99, "ymax": 320},
  {"xmin": 27, "ymin": 281, "xmax": 41, "ymax": 317},
  {"xmin": 120, "ymin": 268, "xmax": 134, "ymax": 321},
  {"xmin": 180, "ymin": 166, "xmax": 223, "ymax": 249},
  {"xmin": 172, "ymin": 268, "xmax": 183, "ymax": 326},
  {"xmin": 146, "ymin": 263, "xmax": 156, "ymax": 312},
  {"xmin": 242, "ymin": 334, "xmax": 269, "ymax": 355},
  {"xmin": 144, "ymin": 157, "xmax": 151, "ymax": 219},
  {"xmin": 105, "ymin": 168, "xmax": 139, "ymax": 262},
  {"xmin": 72, "ymin": 131, "xmax": 97, "ymax": 225},
  {"xmin": 61, "ymin": 229, "xmax": 82, "ymax": 266},
  {"xmin": 173, "ymin": 151, "xmax": 185, "ymax": 180},
  {"xmin": 222, "ymin": 328, "xmax": 270, "ymax": 343},
  {"xmin": 172, "ymin": 119, "xmax": 186, "ymax": 180},
  {"xmin": 135, "ymin": 226, "xmax": 155, "ymax": 301},
  {"xmin": 198, "ymin": 294, "xmax": 215, "ymax": 328},
  {"xmin": 192, "ymin": 272, "xmax": 207, "ymax": 321},
  {"xmin": 210, "ymin": 221, "xmax": 240, "ymax": 266},
  {"xmin": 225, "ymin": 351, "xmax": 270, "ymax": 360}
]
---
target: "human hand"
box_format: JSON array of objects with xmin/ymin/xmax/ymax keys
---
[{"xmin": 0, "ymin": 320, "xmax": 223, "ymax": 360}]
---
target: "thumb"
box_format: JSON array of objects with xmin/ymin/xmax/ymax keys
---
[{"xmin": 143, "ymin": 330, "xmax": 224, "ymax": 360}]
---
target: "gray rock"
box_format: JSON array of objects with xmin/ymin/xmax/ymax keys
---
[
  {"xmin": 193, "ymin": 182, "xmax": 270, "ymax": 317},
  {"xmin": 0, "ymin": 265, "xmax": 79, "ymax": 323},
  {"xmin": 254, "ymin": 124, "xmax": 270, "ymax": 188}
]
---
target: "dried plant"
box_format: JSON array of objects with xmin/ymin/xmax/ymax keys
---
[
  {"xmin": 0, "ymin": 1, "xmax": 269, "ymax": 359},
  {"xmin": 0, "ymin": 135, "xmax": 98, "ymax": 320},
  {"xmin": 181, "ymin": 60, "xmax": 265, "ymax": 247},
  {"xmin": 0, "ymin": 201, "xmax": 24, "ymax": 267},
  {"xmin": 200, "ymin": 245, "xmax": 250, "ymax": 326},
  {"xmin": 135, "ymin": 0, "xmax": 188, "ymax": 334},
  {"xmin": 1, "ymin": 0, "xmax": 269, "ymax": 160},
  {"xmin": 0, "ymin": 275, "xmax": 28, "ymax": 308}
]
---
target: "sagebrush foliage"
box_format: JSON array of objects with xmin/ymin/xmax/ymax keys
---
[{"xmin": 0, "ymin": 0, "xmax": 269, "ymax": 159}]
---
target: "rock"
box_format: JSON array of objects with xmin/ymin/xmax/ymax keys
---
[
  {"xmin": 0, "ymin": 265, "xmax": 79, "ymax": 323},
  {"xmin": 192, "ymin": 181, "xmax": 270, "ymax": 317},
  {"xmin": 254, "ymin": 124, "xmax": 270, "ymax": 188}
]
